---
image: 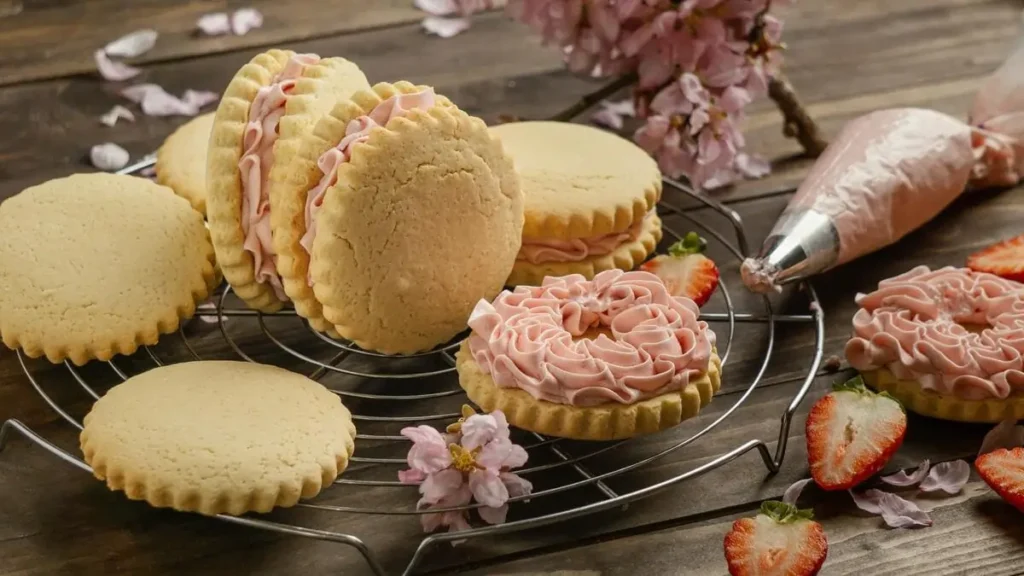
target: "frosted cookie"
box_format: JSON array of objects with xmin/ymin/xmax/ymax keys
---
[
  {"xmin": 489, "ymin": 121, "xmax": 663, "ymax": 286},
  {"xmin": 278, "ymin": 81, "xmax": 523, "ymax": 353},
  {"xmin": 206, "ymin": 49, "xmax": 370, "ymax": 312},
  {"xmin": 0, "ymin": 173, "xmax": 217, "ymax": 365},
  {"xmin": 156, "ymin": 113, "xmax": 215, "ymax": 216},
  {"xmin": 80, "ymin": 361, "xmax": 356, "ymax": 516},
  {"xmin": 846, "ymin": 266, "xmax": 1024, "ymax": 422},
  {"xmin": 457, "ymin": 270, "xmax": 721, "ymax": 440}
]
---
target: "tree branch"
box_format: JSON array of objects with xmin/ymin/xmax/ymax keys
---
[{"xmin": 768, "ymin": 73, "xmax": 828, "ymax": 157}]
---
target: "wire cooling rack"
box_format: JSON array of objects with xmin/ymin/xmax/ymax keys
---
[{"xmin": 0, "ymin": 156, "xmax": 825, "ymax": 576}]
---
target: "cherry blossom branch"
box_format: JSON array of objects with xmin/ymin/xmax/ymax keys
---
[
  {"xmin": 768, "ymin": 73, "xmax": 827, "ymax": 157},
  {"xmin": 547, "ymin": 73, "xmax": 638, "ymax": 122}
]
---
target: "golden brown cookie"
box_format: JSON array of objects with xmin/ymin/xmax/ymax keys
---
[
  {"xmin": 863, "ymin": 368, "xmax": 1024, "ymax": 423},
  {"xmin": 206, "ymin": 49, "xmax": 369, "ymax": 313},
  {"xmin": 0, "ymin": 173, "xmax": 217, "ymax": 365},
  {"xmin": 156, "ymin": 112, "xmax": 215, "ymax": 216},
  {"xmin": 303, "ymin": 82, "xmax": 524, "ymax": 354},
  {"xmin": 457, "ymin": 341, "xmax": 721, "ymax": 440},
  {"xmin": 489, "ymin": 121, "xmax": 663, "ymax": 286},
  {"xmin": 81, "ymin": 361, "xmax": 356, "ymax": 516}
]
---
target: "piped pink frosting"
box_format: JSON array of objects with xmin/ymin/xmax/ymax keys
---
[
  {"xmin": 466, "ymin": 269, "xmax": 717, "ymax": 407},
  {"xmin": 239, "ymin": 53, "xmax": 319, "ymax": 300},
  {"xmin": 845, "ymin": 266, "xmax": 1024, "ymax": 401},
  {"xmin": 517, "ymin": 210, "xmax": 656, "ymax": 264},
  {"xmin": 299, "ymin": 88, "xmax": 437, "ymax": 286}
]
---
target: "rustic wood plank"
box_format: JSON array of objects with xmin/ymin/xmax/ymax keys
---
[{"xmin": 0, "ymin": 0, "xmax": 426, "ymax": 86}]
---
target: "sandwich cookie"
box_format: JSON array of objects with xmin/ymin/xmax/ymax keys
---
[
  {"xmin": 81, "ymin": 361, "xmax": 356, "ymax": 516},
  {"xmin": 275, "ymin": 81, "xmax": 524, "ymax": 353},
  {"xmin": 0, "ymin": 173, "xmax": 218, "ymax": 365},
  {"xmin": 156, "ymin": 112, "xmax": 215, "ymax": 216},
  {"xmin": 489, "ymin": 121, "xmax": 663, "ymax": 286},
  {"xmin": 206, "ymin": 49, "xmax": 370, "ymax": 312}
]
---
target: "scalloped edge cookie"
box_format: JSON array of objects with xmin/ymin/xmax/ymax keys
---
[
  {"xmin": 456, "ymin": 341, "xmax": 721, "ymax": 440},
  {"xmin": 308, "ymin": 84, "xmax": 524, "ymax": 354},
  {"xmin": 80, "ymin": 361, "xmax": 356, "ymax": 516},
  {"xmin": 272, "ymin": 81, "xmax": 455, "ymax": 334},
  {"xmin": 508, "ymin": 213, "xmax": 663, "ymax": 286},
  {"xmin": 206, "ymin": 49, "xmax": 369, "ymax": 312},
  {"xmin": 156, "ymin": 112, "xmax": 215, "ymax": 216},
  {"xmin": 0, "ymin": 174, "xmax": 218, "ymax": 366},
  {"xmin": 863, "ymin": 368, "xmax": 1024, "ymax": 423}
]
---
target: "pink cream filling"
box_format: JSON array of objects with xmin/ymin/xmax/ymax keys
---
[
  {"xmin": 239, "ymin": 53, "xmax": 320, "ymax": 301},
  {"xmin": 845, "ymin": 266, "xmax": 1024, "ymax": 401},
  {"xmin": 517, "ymin": 210, "xmax": 656, "ymax": 265},
  {"xmin": 299, "ymin": 88, "xmax": 437, "ymax": 286},
  {"xmin": 467, "ymin": 269, "xmax": 717, "ymax": 407}
]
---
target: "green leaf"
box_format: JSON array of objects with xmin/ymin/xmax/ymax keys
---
[
  {"xmin": 760, "ymin": 500, "xmax": 814, "ymax": 524},
  {"xmin": 832, "ymin": 374, "xmax": 869, "ymax": 394},
  {"xmin": 667, "ymin": 232, "xmax": 707, "ymax": 257}
]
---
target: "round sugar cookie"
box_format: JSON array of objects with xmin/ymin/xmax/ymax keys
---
[
  {"xmin": 306, "ymin": 83, "xmax": 524, "ymax": 354},
  {"xmin": 862, "ymin": 368, "xmax": 1024, "ymax": 423},
  {"xmin": 489, "ymin": 121, "xmax": 662, "ymax": 284},
  {"xmin": 206, "ymin": 49, "xmax": 370, "ymax": 313},
  {"xmin": 156, "ymin": 112, "xmax": 215, "ymax": 215},
  {"xmin": 80, "ymin": 361, "xmax": 356, "ymax": 516},
  {"xmin": 0, "ymin": 173, "xmax": 217, "ymax": 365},
  {"xmin": 272, "ymin": 81, "xmax": 456, "ymax": 334}
]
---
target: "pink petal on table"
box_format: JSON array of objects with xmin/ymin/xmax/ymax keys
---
[
  {"xmin": 90, "ymin": 143, "xmax": 130, "ymax": 171},
  {"xmin": 104, "ymin": 29, "xmax": 158, "ymax": 58},
  {"xmin": 95, "ymin": 50, "xmax": 142, "ymax": 81},
  {"xmin": 979, "ymin": 419, "xmax": 1024, "ymax": 456},
  {"xmin": 197, "ymin": 12, "xmax": 231, "ymax": 36},
  {"xmin": 880, "ymin": 460, "xmax": 930, "ymax": 487},
  {"xmin": 919, "ymin": 460, "xmax": 970, "ymax": 494},
  {"xmin": 422, "ymin": 16, "xmax": 470, "ymax": 38},
  {"xmin": 878, "ymin": 492, "xmax": 933, "ymax": 528},
  {"xmin": 99, "ymin": 105, "xmax": 136, "ymax": 127},
  {"xmin": 849, "ymin": 488, "xmax": 886, "ymax": 515},
  {"xmin": 231, "ymin": 8, "xmax": 264, "ymax": 36},
  {"xmin": 415, "ymin": 0, "xmax": 459, "ymax": 16},
  {"xmin": 782, "ymin": 478, "xmax": 812, "ymax": 506},
  {"xmin": 121, "ymin": 84, "xmax": 197, "ymax": 116},
  {"xmin": 735, "ymin": 152, "xmax": 771, "ymax": 179},
  {"xmin": 591, "ymin": 107, "xmax": 624, "ymax": 130},
  {"xmin": 183, "ymin": 89, "xmax": 219, "ymax": 110}
]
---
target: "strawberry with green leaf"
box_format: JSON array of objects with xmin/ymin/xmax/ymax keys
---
[
  {"xmin": 640, "ymin": 231, "xmax": 720, "ymax": 306},
  {"xmin": 724, "ymin": 501, "xmax": 829, "ymax": 576}
]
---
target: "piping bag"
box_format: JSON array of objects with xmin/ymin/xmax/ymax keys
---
[{"xmin": 741, "ymin": 21, "xmax": 1024, "ymax": 294}]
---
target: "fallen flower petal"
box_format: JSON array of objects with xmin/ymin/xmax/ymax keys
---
[
  {"xmin": 197, "ymin": 13, "xmax": 232, "ymax": 36},
  {"xmin": 591, "ymin": 98, "xmax": 636, "ymax": 130},
  {"xmin": 849, "ymin": 488, "xmax": 886, "ymax": 515},
  {"xmin": 782, "ymin": 478, "xmax": 812, "ymax": 506},
  {"xmin": 90, "ymin": 143, "xmax": 130, "ymax": 171},
  {"xmin": 94, "ymin": 50, "xmax": 142, "ymax": 82},
  {"xmin": 100, "ymin": 105, "xmax": 136, "ymax": 127},
  {"xmin": 878, "ymin": 492, "xmax": 932, "ymax": 528},
  {"xmin": 979, "ymin": 418, "xmax": 1024, "ymax": 456},
  {"xmin": 880, "ymin": 460, "xmax": 930, "ymax": 487},
  {"xmin": 121, "ymin": 84, "xmax": 213, "ymax": 117},
  {"xmin": 919, "ymin": 460, "xmax": 970, "ymax": 494},
  {"xmin": 183, "ymin": 89, "xmax": 220, "ymax": 110},
  {"xmin": 104, "ymin": 29, "xmax": 158, "ymax": 58},
  {"xmin": 415, "ymin": 0, "xmax": 459, "ymax": 16},
  {"xmin": 231, "ymin": 8, "xmax": 264, "ymax": 36},
  {"xmin": 734, "ymin": 152, "xmax": 772, "ymax": 179},
  {"xmin": 422, "ymin": 16, "xmax": 470, "ymax": 38}
]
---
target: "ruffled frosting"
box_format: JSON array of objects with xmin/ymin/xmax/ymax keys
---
[
  {"xmin": 466, "ymin": 269, "xmax": 716, "ymax": 407},
  {"xmin": 517, "ymin": 210, "xmax": 656, "ymax": 264},
  {"xmin": 845, "ymin": 266, "xmax": 1024, "ymax": 401},
  {"xmin": 239, "ymin": 53, "xmax": 320, "ymax": 300},
  {"xmin": 299, "ymin": 88, "xmax": 437, "ymax": 286}
]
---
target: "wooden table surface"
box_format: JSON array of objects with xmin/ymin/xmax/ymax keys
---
[{"xmin": 3, "ymin": 1, "xmax": 1024, "ymax": 575}]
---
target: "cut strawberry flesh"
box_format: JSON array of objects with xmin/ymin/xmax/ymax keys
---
[
  {"xmin": 725, "ymin": 515, "xmax": 827, "ymax": 576},
  {"xmin": 977, "ymin": 447, "xmax": 1024, "ymax": 512},
  {"xmin": 967, "ymin": 236, "xmax": 1024, "ymax": 282},
  {"xmin": 640, "ymin": 253, "xmax": 719, "ymax": 305}
]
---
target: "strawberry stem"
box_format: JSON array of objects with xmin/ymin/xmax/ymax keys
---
[
  {"xmin": 832, "ymin": 374, "xmax": 905, "ymax": 410},
  {"xmin": 668, "ymin": 232, "xmax": 707, "ymax": 257},
  {"xmin": 760, "ymin": 501, "xmax": 815, "ymax": 523}
]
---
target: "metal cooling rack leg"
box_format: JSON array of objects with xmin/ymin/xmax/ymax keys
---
[
  {"xmin": 662, "ymin": 178, "xmax": 751, "ymax": 257},
  {"xmin": 0, "ymin": 419, "xmax": 92, "ymax": 473}
]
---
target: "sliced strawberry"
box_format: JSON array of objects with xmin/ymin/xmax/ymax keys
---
[
  {"xmin": 640, "ymin": 232, "xmax": 720, "ymax": 306},
  {"xmin": 976, "ymin": 447, "xmax": 1024, "ymax": 513},
  {"xmin": 805, "ymin": 376, "xmax": 907, "ymax": 491},
  {"xmin": 967, "ymin": 235, "xmax": 1024, "ymax": 282},
  {"xmin": 724, "ymin": 501, "xmax": 828, "ymax": 576}
]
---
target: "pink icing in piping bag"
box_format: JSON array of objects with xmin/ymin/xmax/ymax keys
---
[{"xmin": 741, "ymin": 25, "xmax": 1024, "ymax": 294}]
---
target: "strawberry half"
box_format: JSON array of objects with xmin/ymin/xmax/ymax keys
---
[
  {"xmin": 724, "ymin": 501, "xmax": 828, "ymax": 576},
  {"xmin": 640, "ymin": 232, "xmax": 720, "ymax": 306},
  {"xmin": 977, "ymin": 447, "xmax": 1024, "ymax": 513},
  {"xmin": 805, "ymin": 376, "xmax": 907, "ymax": 491},
  {"xmin": 967, "ymin": 235, "xmax": 1024, "ymax": 282}
]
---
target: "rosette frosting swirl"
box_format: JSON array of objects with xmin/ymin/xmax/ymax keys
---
[
  {"xmin": 845, "ymin": 266, "xmax": 1024, "ymax": 400},
  {"xmin": 466, "ymin": 269, "xmax": 716, "ymax": 407}
]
